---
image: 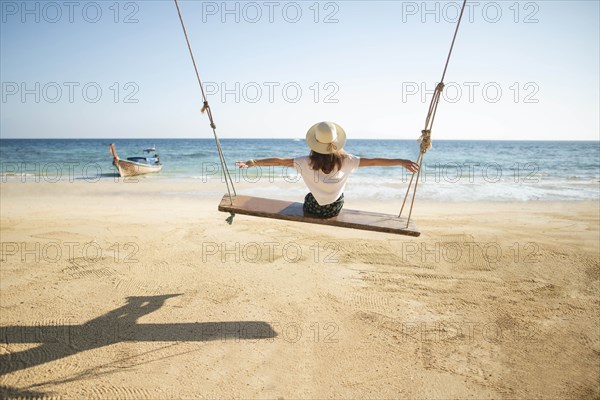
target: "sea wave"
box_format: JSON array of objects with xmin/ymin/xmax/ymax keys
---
[{"xmin": 1, "ymin": 138, "xmax": 598, "ymax": 202}]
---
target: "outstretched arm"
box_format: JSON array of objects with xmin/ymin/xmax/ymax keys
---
[
  {"xmin": 359, "ymin": 158, "xmax": 419, "ymax": 173},
  {"xmin": 236, "ymin": 158, "xmax": 294, "ymax": 168}
]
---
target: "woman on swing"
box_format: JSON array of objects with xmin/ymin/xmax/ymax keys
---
[{"xmin": 236, "ymin": 121, "xmax": 419, "ymax": 218}]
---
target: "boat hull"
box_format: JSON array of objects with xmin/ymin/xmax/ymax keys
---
[
  {"xmin": 114, "ymin": 159, "xmax": 163, "ymax": 177},
  {"xmin": 110, "ymin": 143, "xmax": 163, "ymax": 177}
]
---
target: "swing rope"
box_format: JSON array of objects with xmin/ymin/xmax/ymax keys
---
[
  {"xmin": 399, "ymin": 0, "xmax": 468, "ymax": 224},
  {"xmin": 174, "ymin": 0, "xmax": 466, "ymax": 229},
  {"xmin": 173, "ymin": 0, "xmax": 237, "ymax": 223}
]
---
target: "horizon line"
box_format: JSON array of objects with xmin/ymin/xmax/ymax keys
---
[{"xmin": 0, "ymin": 137, "xmax": 598, "ymax": 142}]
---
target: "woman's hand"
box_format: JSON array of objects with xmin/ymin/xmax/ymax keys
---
[
  {"xmin": 402, "ymin": 160, "xmax": 420, "ymax": 173},
  {"xmin": 235, "ymin": 160, "xmax": 253, "ymax": 169}
]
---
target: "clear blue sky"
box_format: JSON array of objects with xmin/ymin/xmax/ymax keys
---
[{"xmin": 1, "ymin": 0, "xmax": 598, "ymax": 139}]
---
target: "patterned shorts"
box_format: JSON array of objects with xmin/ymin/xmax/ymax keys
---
[{"xmin": 303, "ymin": 192, "xmax": 344, "ymax": 218}]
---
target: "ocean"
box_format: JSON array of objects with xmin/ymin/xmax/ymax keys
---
[{"xmin": 1, "ymin": 139, "xmax": 598, "ymax": 202}]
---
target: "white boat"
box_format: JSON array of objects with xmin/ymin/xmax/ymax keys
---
[{"xmin": 109, "ymin": 144, "xmax": 163, "ymax": 177}]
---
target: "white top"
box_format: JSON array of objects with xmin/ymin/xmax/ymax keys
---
[{"xmin": 293, "ymin": 154, "xmax": 361, "ymax": 205}]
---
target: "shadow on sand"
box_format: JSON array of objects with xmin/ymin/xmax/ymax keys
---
[{"xmin": 0, "ymin": 294, "xmax": 277, "ymax": 377}]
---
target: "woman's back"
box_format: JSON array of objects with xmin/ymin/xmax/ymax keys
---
[{"xmin": 293, "ymin": 153, "xmax": 360, "ymax": 206}]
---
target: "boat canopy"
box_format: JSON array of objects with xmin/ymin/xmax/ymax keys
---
[{"xmin": 127, "ymin": 157, "xmax": 159, "ymax": 164}]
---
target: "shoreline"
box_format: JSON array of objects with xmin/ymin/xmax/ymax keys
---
[{"xmin": 2, "ymin": 179, "xmax": 599, "ymax": 203}]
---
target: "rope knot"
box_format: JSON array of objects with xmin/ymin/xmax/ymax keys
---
[
  {"xmin": 201, "ymin": 101, "xmax": 209, "ymax": 114},
  {"xmin": 418, "ymin": 129, "xmax": 432, "ymax": 154},
  {"xmin": 436, "ymin": 82, "xmax": 445, "ymax": 92}
]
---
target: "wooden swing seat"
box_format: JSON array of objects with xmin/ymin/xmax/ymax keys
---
[{"xmin": 218, "ymin": 195, "xmax": 421, "ymax": 237}]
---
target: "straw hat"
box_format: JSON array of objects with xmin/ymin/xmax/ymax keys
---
[{"xmin": 305, "ymin": 121, "xmax": 347, "ymax": 154}]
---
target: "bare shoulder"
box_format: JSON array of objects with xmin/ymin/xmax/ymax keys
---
[{"xmin": 281, "ymin": 158, "xmax": 295, "ymax": 167}]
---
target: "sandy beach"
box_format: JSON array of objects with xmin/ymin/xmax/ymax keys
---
[
  {"xmin": 0, "ymin": 180, "xmax": 598, "ymax": 399},
  {"xmin": 2, "ymin": 0, "xmax": 599, "ymax": 397}
]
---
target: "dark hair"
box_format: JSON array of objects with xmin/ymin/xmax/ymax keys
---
[{"xmin": 308, "ymin": 150, "xmax": 348, "ymax": 174}]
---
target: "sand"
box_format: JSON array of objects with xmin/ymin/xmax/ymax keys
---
[{"xmin": 0, "ymin": 180, "xmax": 598, "ymax": 399}]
